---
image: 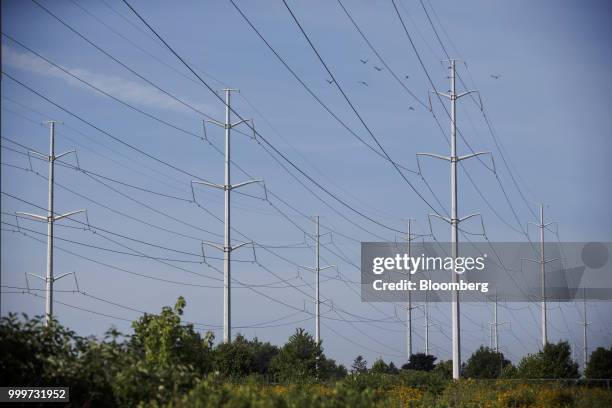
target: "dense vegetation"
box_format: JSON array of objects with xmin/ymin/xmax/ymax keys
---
[{"xmin": 1, "ymin": 298, "xmax": 610, "ymax": 407}]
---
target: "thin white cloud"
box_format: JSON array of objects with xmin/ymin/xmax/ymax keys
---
[{"xmin": 2, "ymin": 45, "xmax": 214, "ymax": 115}]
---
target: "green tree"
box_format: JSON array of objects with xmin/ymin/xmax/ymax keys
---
[
  {"xmin": 213, "ymin": 334, "xmax": 278, "ymax": 378},
  {"xmin": 318, "ymin": 356, "xmax": 348, "ymax": 380},
  {"xmin": 516, "ymin": 341, "xmax": 579, "ymax": 379},
  {"xmin": 72, "ymin": 328, "xmax": 128, "ymax": 407},
  {"xmin": 463, "ymin": 346, "xmax": 511, "ymax": 378},
  {"xmin": 0, "ymin": 313, "xmax": 121, "ymax": 407},
  {"xmin": 370, "ymin": 358, "xmax": 390, "ymax": 374},
  {"xmin": 114, "ymin": 297, "xmax": 214, "ymax": 406},
  {"xmin": 213, "ymin": 334, "xmax": 254, "ymax": 378},
  {"xmin": 334, "ymin": 363, "xmax": 349, "ymax": 378},
  {"xmin": 251, "ymin": 338, "xmax": 280, "ymax": 375},
  {"xmin": 402, "ymin": 353, "xmax": 436, "ymax": 371},
  {"xmin": 270, "ymin": 328, "xmax": 323, "ymax": 382},
  {"xmin": 585, "ymin": 346, "xmax": 612, "ymax": 379},
  {"xmin": 351, "ymin": 355, "xmax": 368, "ymax": 374}
]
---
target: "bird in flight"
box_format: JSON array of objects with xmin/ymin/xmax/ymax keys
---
[
  {"xmin": 358, "ymin": 81, "xmax": 368, "ymax": 87},
  {"xmin": 373, "ymin": 66, "xmax": 384, "ymax": 72},
  {"xmin": 360, "ymin": 58, "xmax": 369, "ymax": 64},
  {"xmin": 490, "ymin": 74, "xmax": 502, "ymax": 79},
  {"xmin": 405, "ymin": 75, "xmax": 410, "ymax": 79},
  {"xmin": 408, "ymin": 106, "xmax": 415, "ymax": 111},
  {"xmin": 326, "ymin": 79, "xmax": 334, "ymax": 84}
]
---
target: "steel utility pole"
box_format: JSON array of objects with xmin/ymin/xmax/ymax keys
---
[
  {"xmin": 17, "ymin": 121, "xmax": 84, "ymax": 325},
  {"xmin": 418, "ymin": 59, "xmax": 488, "ymax": 379},
  {"xmin": 192, "ymin": 89, "xmax": 260, "ymax": 343},
  {"xmin": 406, "ymin": 219, "xmax": 412, "ymax": 359},
  {"xmin": 488, "ymin": 291, "xmax": 509, "ymax": 354},
  {"xmin": 424, "ymin": 290, "xmax": 429, "ymax": 355},
  {"xmin": 492, "ymin": 294, "xmax": 499, "ymax": 352},
  {"xmin": 299, "ymin": 216, "xmax": 334, "ymax": 346},
  {"xmin": 315, "ymin": 216, "xmax": 320, "ymax": 344},
  {"xmin": 526, "ymin": 204, "xmax": 557, "ymax": 347},
  {"xmin": 403, "ymin": 219, "xmax": 419, "ymax": 359},
  {"xmin": 299, "ymin": 216, "xmax": 334, "ymax": 377},
  {"xmin": 540, "ymin": 205, "xmax": 547, "ymax": 346},
  {"xmin": 577, "ymin": 288, "xmax": 590, "ymax": 369}
]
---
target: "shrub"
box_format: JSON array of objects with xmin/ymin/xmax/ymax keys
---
[
  {"xmin": 322, "ymin": 359, "xmax": 348, "ymax": 380},
  {"xmin": 402, "ymin": 353, "xmax": 436, "ymax": 371},
  {"xmin": 342, "ymin": 372, "xmax": 399, "ymax": 392},
  {"xmin": 499, "ymin": 363, "xmax": 518, "ymax": 379},
  {"xmin": 496, "ymin": 384, "xmax": 537, "ymax": 407},
  {"xmin": 389, "ymin": 385, "xmax": 424, "ymax": 405},
  {"xmin": 114, "ymin": 297, "xmax": 214, "ymax": 406},
  {"xmin": 463, "ymin": 346, "xmax": 511, "ymax": 379},
  {"xmin": 585, "ymin": 346, "xmax": 612, "ymax": 379},
  {"xmin": 0, "ymin": 313, "xmax": 120, "ymax": 407},
  {"xmin": 5, "ymin": 304, "xmax": 612, "ymax": 407},
  {"xmin": 213, "ymin": 334, "xmax": 278, "ymax": 378},
  {"xmin": 167, "ymin": 379, "xmax": 396, "ymax": 408},
  {"xmin": 351, "ymin": 355, "xmax": 367, "ymax": 374},
  {"xmin": 516, "ymin": 341, "xmax": 579, "ymax": 379},
  {"xmin": 269, "ymin": 328, "xmax": 322, "ymax": 383},
  {"xmin": 433, "ymin": 359, "xmax": 453, "ymax": 379},
  {"xmin": 370, "ymin": 358, "xmax": 389, "ymax": 374},
  {"xmin": 536, "ymin": 387, "xmax": 574, "ymax": 408},
  {"xmin": 398, "ymin": 369, "xmax": 448, "ymax": 394},
  {"xmin": 575, "ymin": 387, "xmax": 612, "ymax": 408}
]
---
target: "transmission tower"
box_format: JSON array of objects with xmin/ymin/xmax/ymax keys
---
[
  {"xmin": 417, "ymin": 59, "xmax": 488, "ymax": 379},
  {"xmin": 488, "ymin": 291, "xmax": 509, "ymax": 354},
  {"xmin": 192, "ymin": 89, "xmax": 261, "ymax": 343},
  {"xmin": 405, "ymin": 219, "xmax": 414, "ymax": 359},
  {"xmin": 577, "ymin": 288, "xmax": 590, "ymax": 369},
  {"xmin": 403, "ymin": 218, "xmax": 427, "ymax": 359},
  {"xmin": 299, "ymin": 216, "xmax": 334, "ymax": 346},
  {"xmin": 424, "ymin": 290, "xmax": 429, "ymax": 356},
  {"xmin": 526, "ymin": 203, "xmax": 557, "ymax": 347},
  {"xmin": 16, "ymin": 121, "xmax": 85, "ymax": 325}
]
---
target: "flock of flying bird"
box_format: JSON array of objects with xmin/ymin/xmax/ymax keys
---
[
  {"xmin": 324, "ymin": 57, "xmax": 502, "ymax": 112},
  {"xmin": 324, "ymin": 57, "xmax": 403, "ymax": 87}
]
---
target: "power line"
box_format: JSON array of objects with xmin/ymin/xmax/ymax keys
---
[
  {"xmin": 2, "ymin": 32, "xmax": 206, "ymax": 144},
  {"xmin": 1, "ymin": 144, "xmax": 223, "ymax": 240},
  {"xmin": 3, "ymin": 141, "xmax": 396, "ymax": 326},
  {"xmin": 29, "ymin": 0, "xmax": 411, "ymax": 240},
  {"xmin": 5, "ymin": 5, "xmax": 411, "ymax": 240},
  {"xmin": 335, "ymin": 0, "xmax": 427, "ymax": 110},
  {"xmin": 330, "ymin": 0, "xmax": 531, "ymax": 240},
  {"xmin": 1, "ymin": 95, "xmax": 196, "ymax": 197},
  {"xmin": 278, "ymin": 0, "xmax": 445, "ymax": 218},
  {"xmin": 3, "ymin": 288, "xmax": 313, "ymax": 330},
  {"xmin": 2, "ymin": 72, "xmax": 211, "ymax": 183},
  {"xmin": 3, "ymin": 66, "xmax": 396, "ymax": 241},
  {"xmin": 417, "ymin": 0, "xmax": 539, "ymax": 222},
  {"xmin": 387, "ymin": 0, "xmax": 533, "ymax": 234},
  {"xmin": 95, "ymin": 0, "xmax": 375, "ymax": 224},
  {"xmin": 1, "ymin": 176, "xmax": 314, "ymax": 290},
  {"xmin": 14, "ymin": 120, "xmax": 86, "ymax": 325},
  {"xmin": 226, "ymin": 0, "xmax": 418, "ymax": 176},
  {"xmin": 0, "ymin": 107, "xmax": 287, "ymax": 219},
  {"xmin": 2, "ymin": 189, "xmax": 400, "ymax": 327},
  {"xmin": 120, "ymin": 0, "xmax": 417, "ymax": 236},
  {"xmin": 29, "ymin": 0, "xmax": 216, "ymax": 122},
  {"xmin": 3, "ymin": 0, "xmax": 524, "ymax": 356}
]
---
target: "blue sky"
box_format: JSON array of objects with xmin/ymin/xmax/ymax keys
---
[{"xmin": 1, "ymin": 0, "xmax": 611, "ymax": 368}]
